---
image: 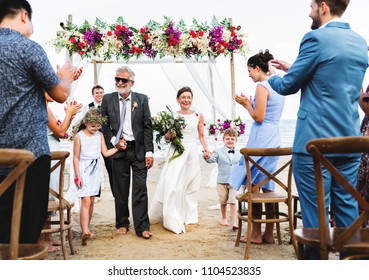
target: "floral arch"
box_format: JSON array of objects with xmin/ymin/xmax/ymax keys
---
[{"xmin": 51, "ymin": 16, "xmax": 250, "ymax": 120}]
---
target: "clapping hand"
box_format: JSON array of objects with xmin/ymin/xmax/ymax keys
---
[
  {"xmin": 57, "ymin": 60, "xmax": 83, "ymax": 82},
  {"xmin": 64, "ymin": 100, "xmax": 82, "ymax": 119},
  {"xmin": 235, "ymin": 93, "xmax": 252, "ymax": 107}
]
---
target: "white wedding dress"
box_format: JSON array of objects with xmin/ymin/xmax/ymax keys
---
[{"xmin": 149, "ymin": 112, "xmax": 201, "ymax": 234}]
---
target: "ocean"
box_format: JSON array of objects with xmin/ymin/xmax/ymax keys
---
[{"xmin": 279, "ymin": 119, "xmax": 297, "ymax": 147}]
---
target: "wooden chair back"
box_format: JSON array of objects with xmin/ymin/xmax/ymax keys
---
[
  {"xmin": 240, "ymin": 147, "xmax": 293, "ymax": 200},
  {"xmin": 235, "ymin": 147, "xmax": 297, "ymax": 259},
  {"xmin": 307, "ymin": 136, "xmax": 369, "ymax": 259},
  {"xmin": 0, "ymin": 148, "xmax": 47, "ymax": 260},
  {"xmin": 42, "ymin": 151, "xmax": 75, "ymax": 259}
]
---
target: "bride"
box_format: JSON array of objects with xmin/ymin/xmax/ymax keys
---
[{"xmin": 149, "ymin": 86, "xmax": 210, "ymax": 234}]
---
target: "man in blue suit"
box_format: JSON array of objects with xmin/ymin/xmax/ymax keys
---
[{"xmin": 268, "ymin": 0, "xmax": 368, "ymax": 256}]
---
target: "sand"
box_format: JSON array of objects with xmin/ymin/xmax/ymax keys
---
[{"xmin": 45, "ymin": 156, "xmax": 298, "ymax": 260}]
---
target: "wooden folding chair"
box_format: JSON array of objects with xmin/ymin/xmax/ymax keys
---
[
  {"xmin": 42, "ymin": 151, "xmax": 75, "ymax": 259},
  {"xmin": 292, "ymin": 194, "xmax": 334, "ymax": 230},
  {"xmin": 0, "ymin": 148, "xmax": 48, "ymax": 260},
  {"xmin": 294, "ymin": 136, "xmax": 369, "ymax": 259},
  {"xmin": 235, "ymin": 147, "xmax": 297, "ymax": 259}
]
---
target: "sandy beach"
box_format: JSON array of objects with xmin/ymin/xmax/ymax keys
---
[{"xmin": 46, "ymin": 155, "xmax": 298, "ymax": 260}]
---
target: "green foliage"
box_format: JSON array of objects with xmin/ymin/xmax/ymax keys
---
[{"xmin": 152, "ymin": 106, "xmax": 186, "ymax": 163}]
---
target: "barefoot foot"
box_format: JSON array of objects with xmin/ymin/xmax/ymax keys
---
[
  {"xmin": 82, "ymin": 233, "xmax": 90, "ymax": 246},
  {"xmin": 239, "ymin": 236, "xmax": 263, "ymax": 244},
  {"xmin": 220, "ymin": 219, "xmax": 229, "ymax": 226},
  {"xmin": 262, "ymin": 234, "xmax": 275, "ymax": 244},
  {"xmin": 141, "ymin": 230, "xmax": 153, "ymax": 239}
]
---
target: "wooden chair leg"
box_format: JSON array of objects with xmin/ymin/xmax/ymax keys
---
[
  {"xmin": 275, "ymin": 203, "xmax": 282, "ymax": 244},
  {"xmin": 244, "ymin": 203, "xmax": 253, "ymax": 260},
  {"xmin": 61, "ymin": 231, "xmax": 68, "ymax": 260},
  {"xmin": 235, "ymin": 201, "xmax": 243, "ymax": 247},
  {"xmin": 293, "ymin": 196, "xmax": 298, "ymax": 230},
  {"xmin": 67, "ymin": 209, "xmax": 75, "ymax": 255},
  {"xmin": 297, "ymin": 241, "xmax": 304, "ymax": 260},
  {"xmin": 287, "ymin": 200, "xmax": 298, "ymax": 255},
  {"xmin": 235, "ymin": 218, "xmax": 242, "ymax": 247},
  {"xmin": 68, "ymin": 228, "xmax": 75, "ymax": 255}
]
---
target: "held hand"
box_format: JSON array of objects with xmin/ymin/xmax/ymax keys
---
[
  {"xmin": 164, "ymin": 130, "xmax": 172, "ymax": 142},
  {"xmin": 146, "ymin": 157, "xmax": 154, "ymax": 169},
  {"xmin": 170, "ymin": 129, "xmax": 177, "ymax": 138},
  {"xmin": 116, "ymin": 138, "xmax": 127, "ymax": 151},
  {"xmin": 164, "ymin": 129, "xmax": 177, "ymax": 142},
  {"xmin": 202, "ymin": 149, "xmax": 211, "ymax": 159},
  {"xmin": 203, "ymin": 151, "xmax": 212, "ymax": 159}
]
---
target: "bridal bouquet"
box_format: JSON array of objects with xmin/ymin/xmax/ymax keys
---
[
  {"xmin": 152, "ymin": 106, "xmax": 186, "ymax": 162},
  {"xmin": 208, "ymin": 116, "xmax": 246, "ymax": 140}
]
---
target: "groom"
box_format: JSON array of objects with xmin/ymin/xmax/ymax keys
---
[{"xmin": 101, "ymin": 66, "xmax": 154, "ymax": 239}]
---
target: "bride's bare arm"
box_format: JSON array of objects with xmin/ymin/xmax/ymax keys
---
[{"xmin": 197, "ymin": 113, "xmax": 210, "ymax": 157}]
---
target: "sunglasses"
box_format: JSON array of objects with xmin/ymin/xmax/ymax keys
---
[{"xmin": 114, "ymin": 77, "xmax": 132, "ymax": 84}]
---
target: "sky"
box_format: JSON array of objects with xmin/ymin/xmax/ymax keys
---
[{"xmin": 28, "ymin": 0, "xmax": 369, "ymax": 121}]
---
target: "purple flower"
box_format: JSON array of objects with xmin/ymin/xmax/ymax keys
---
[
  {"xmin": 83, "ymin": 29, "xmax": 103, "ymax": 49},
  {"xmin": 209, "ymin": 26, "xmax": 224, "ymax": 52},
  {"xmin": 165, "ymin": 21, "xmax": 182, "ymax": 46}
]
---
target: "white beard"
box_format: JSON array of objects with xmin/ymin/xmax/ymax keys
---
[{"xmin": 117, "ymin": 85, "xmax": 131, "ymax": 95}]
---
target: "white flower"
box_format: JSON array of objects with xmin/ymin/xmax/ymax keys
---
[{"xmin": 132, "ymin": 101, "xmax": 138, "ymax": 112}]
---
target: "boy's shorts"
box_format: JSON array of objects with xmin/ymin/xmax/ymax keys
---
[{"xmin": 216, "ymin": 183, "xmax": 237, "ymax": 204}]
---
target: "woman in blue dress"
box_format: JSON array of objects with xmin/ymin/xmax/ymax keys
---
[{"xmin": 228, "ymin": 50, "xmax": 285, "ymax": 244}]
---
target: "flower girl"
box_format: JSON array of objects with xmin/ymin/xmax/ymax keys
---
[{"xmin": 73, "ymin": 108, "xmax": 120, "ymax": 245}]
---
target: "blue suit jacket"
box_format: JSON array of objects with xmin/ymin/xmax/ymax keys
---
[
  {"xmin": 205, "ymin": 146, "xmax": 242, "ymax": 184},
  {"xmin": 269, "ymin": 21, "xmax": 368, "ymax": 155}
]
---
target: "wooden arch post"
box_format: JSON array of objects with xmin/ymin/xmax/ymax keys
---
[{"xmin": 229, "ymin": 18, "xmax": 236, "ymax": 120}]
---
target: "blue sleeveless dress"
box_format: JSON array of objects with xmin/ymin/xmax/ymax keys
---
[{"xmin": 228, "ymin": 80, "xmax": 285, "ymax": 191}]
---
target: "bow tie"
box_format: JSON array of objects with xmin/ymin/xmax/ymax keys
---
[{"xmin": 228, "ymin": 149, "xmax": 235, "ymax": 154}]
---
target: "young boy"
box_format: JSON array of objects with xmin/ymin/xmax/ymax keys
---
[{"xmin": 204, "ymin": 128, "xmax": 241, "ymax": 229}]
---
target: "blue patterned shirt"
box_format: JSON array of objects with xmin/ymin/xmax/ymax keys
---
[{"xmin": 0, "ymin": 28, "xmax": 60, "ymax": 166}]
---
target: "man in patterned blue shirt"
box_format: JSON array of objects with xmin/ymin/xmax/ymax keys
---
[{"xmin": 0, "ymin": 0, "xmax": 82, "ymax": 245}]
